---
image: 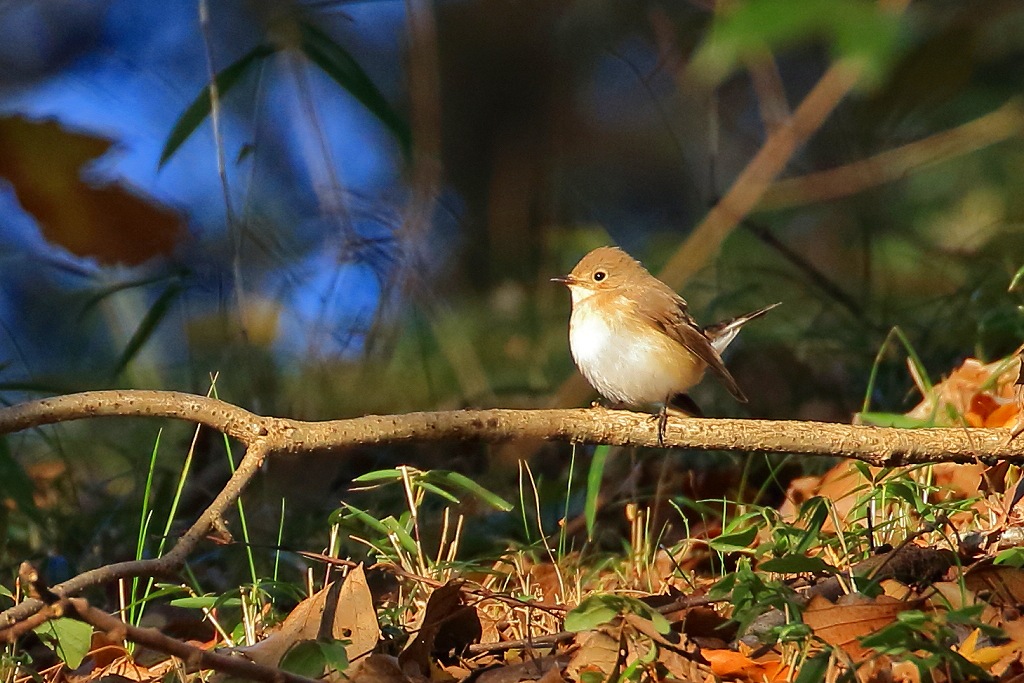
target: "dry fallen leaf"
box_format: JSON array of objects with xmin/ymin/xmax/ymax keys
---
[
  {"xmin": 234, "ymin": 564, "xmax": 380, "ymax": 677},
  {"xmin": 802, "ymin": 593, "xmax": 916, "ymax": 661},
  {"xmin": 565, "ymin": 627, "xmax": 622, "ymax": 682},
  {"xmin": 964, "ymin": 564, "xmax": 1024, "ymax": 608},
  {"xmin": 702, "ymin": 647, "xmax": 790, "ymax": 682},
  {"xmin": 957, "ymin": 628, "xmax": 1018, "ymax": 670},
  {"xmin": 0, "ymin": 117, "xmax": 182, "ymax": 266},
  {"xmin": 399, "ymin": 582, "xmax": 481, "ymax": 677}
]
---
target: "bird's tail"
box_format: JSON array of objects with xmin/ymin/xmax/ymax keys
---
[{"xmin": 705, "ymin": 302, "xmax": 781, "ymax": 354}]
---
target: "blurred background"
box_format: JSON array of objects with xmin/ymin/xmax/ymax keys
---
[{"xmin": 1, "ymin": 0, "xmax": 1023, "ymax": 584}]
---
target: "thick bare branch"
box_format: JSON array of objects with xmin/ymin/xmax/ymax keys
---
[
  {"xmin": 0, "ymin": 390, "xmax": 271, "ymax": 441},
  {"xmin": 1, "ymin": 389, "xmax": 1021, "ymax": 629},
  {"xmin": 1, "ymin": 390, "xmax": 1020, "ymax": 463}
]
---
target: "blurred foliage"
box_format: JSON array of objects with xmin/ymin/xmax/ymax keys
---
[{"xmin": 0, "ymin": 0, "xmax": 1022, "ymax": 590}]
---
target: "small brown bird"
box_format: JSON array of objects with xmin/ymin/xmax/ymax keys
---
[{"xmin": 552, "ymin": 246, "xmax": 778, "ymax": 418}]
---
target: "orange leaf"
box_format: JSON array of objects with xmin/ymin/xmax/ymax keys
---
[
  {"xmin": 703, "ymin": 649, "xmax": 790, "ymax": 681},
  {"xmin": 986, "ymin": 402, "xmax": 1020, "ymax": 428},
  {"xmin": 803, "ymin": 594, "xmax": 915, "ymax": 660},
  {"xmin": 0, "ymin": 117, "xmax": 181, "ymax": 265}
]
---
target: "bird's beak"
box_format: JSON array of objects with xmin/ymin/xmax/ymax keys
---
[{"xmin": 550, "ymin": 275, "xmax": 577, "ymax": 286}]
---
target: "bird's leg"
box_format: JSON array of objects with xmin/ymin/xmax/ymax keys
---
[
  {"xmin": 656, "ymin": 406, "xmax": 669, "ymax": 448},
  {"xmin": 652, "ymin": 394, "xmax": 704, "ymax": 448}
]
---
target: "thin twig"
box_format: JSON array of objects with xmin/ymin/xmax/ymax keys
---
[
  {"xmin": 4, "ymin": 595, "xmax": 321, "ymax": 683},
  {"xmin": 198, "ymin": 0, "xmax": 247, "ymax": 330},
  {"xmin": 761, "ymin": 99, "xmax": 1024, "ymax": 209}
]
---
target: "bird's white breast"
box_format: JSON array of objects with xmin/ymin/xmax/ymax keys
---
[{"xmin": 568, "ymin": 298, "xmax": 705, "ymax": 406}]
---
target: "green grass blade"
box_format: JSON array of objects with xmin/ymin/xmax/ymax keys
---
[
  {"xmin": 274, "ymin": 498, "xmax": 286, "ymax": 584},
  {"xmin": 585, "ymin": 445, "xmax": 610, "ymax": 541},
  {"xmin": 130, "ymin": 430, "xmax": 163, "ymax": 626},
  {"xmin": 298, "ymin": 21, "xmax": 411, "ymax": 158},
  {"xmin": 352, "ymin": 468, "xmax": 405, "ymax": 483},
  {"xmin": 432, "ymin": 471, "xmax": 513, "ymax": 511},
  {"xmin": 1009, "ymin": 262, "xmax": 1024, "ymax": 292},
  {"xmin": 210, "ymin": 381, "xmax": 259, "ymax": 588},
  {"xmin": 860, "ymin": 325, "xmax": 932, "ymax": 417},
  {"xmin": 77, "ymin": 270, "xmax": 187, "ymax": 323},
  {"xmin": 111, "ymin": 282, "xmax": 184, "ymax": 378},
  {"xmin": 861, "ymin": 327, "xmax": 897, "ymax": 415},
  {"xmin": 559, "ymin": 446, "xmax": 577, "ymax": 558},
  {"xmin": 417, "ymin": 480, "xmax": 461, "ymax": 505},
  {"xmin": 892, "ymin": 326, "xmax": 932, "ymax": 394},
  {"xmin": 159, "ymin": 44, "xmax": 275, "ymax": 168}
]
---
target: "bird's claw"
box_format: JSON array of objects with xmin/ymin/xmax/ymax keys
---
[{"xmin": 648, "ymin": 408, "xmax": 669, "ymax": 448}]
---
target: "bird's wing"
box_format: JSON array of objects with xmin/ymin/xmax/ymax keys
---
[{"xmin": 635, "ymin": 286, "xmax": 748, "ymax": 403}]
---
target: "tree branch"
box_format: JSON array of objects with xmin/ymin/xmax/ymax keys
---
[
  {"xmin": 1, "ymin": 595, "xmax": 321, "ymax": 683},
  {"xmin": 1, "ymin": 389, "xmax": 1020, "ymax": 629}
]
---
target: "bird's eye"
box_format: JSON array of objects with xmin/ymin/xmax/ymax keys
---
[{"xmin": 593, "ymin": 270, "xmax": 607, "ymax": 282}]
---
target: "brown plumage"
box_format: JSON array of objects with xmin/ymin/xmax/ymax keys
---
[{"xmin": 553, "ymin": 246, "xmax": 778, "ymax": 409}]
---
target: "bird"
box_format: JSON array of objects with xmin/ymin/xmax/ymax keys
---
[{"xmin": 552, "ymin": 246, "xmax": 779, "ymax": 429}]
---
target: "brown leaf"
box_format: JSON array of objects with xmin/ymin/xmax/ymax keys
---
[
  {"xmin": 680, "ymin": 606, "xmax": 736, "ymax": 645},
  {"xmin": 399, "ymin": 582, "xmax": 481, "ymax": 676},
  {"xmin": 657, "ymin": 648, "xmax": 714, "ymax": 681},
  {"xmin": 0, "ymin": 117, "xmax": 181, "ymax": 265},
  {"xmin": 344, "ymin": 654, "xmax": 416, "ymax": 683},
  {"xmin": 802, "ymin": 593, "xmax": 916, "ymax": 660},
  {"xmin": 965, "ymin": 564, "xmax": 1024, "ymax": 608},
  {"xmin": 475, "ymin": 655, "xmax": 570, "ymax": 683},
  {"xmin": 236, "ymin": 564, "xmax": 380, "ymax": 672},
  {"xmin": 564, "ymin": 628, "xmax": 621, "ymax": 682},
  {"xmin": 87, "ymin": 654, "xmax": 175, "ymax": 683}
]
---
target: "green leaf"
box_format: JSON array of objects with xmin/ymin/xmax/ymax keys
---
[
  {"xmin": 794, "ymin": 651, "xmax": 831, "ymax": 683},
  {"xmin": 160, "ymin": 44, "xmax": 275, "ymax": 167},
  {"xmin": 34, "ymin": 617, "xmax": 93, "ymax": 669},
  {"xmin": 317, "ymin": 638, "xmax": 350, "ymax": 674},
  {"xmin": 855, "ymin": 412, "xmax": 931, "ymax": 428},
  {"xmin": 77, "ymin": 270, "xmax": 188, "ymax": 323},
  {"xmin": 434, "ymin": 471, "xmax": 513, "ymax": 511},
  {"xmin": 793, "ymin": 498, "xmax": 828, "ymax": 554},
  {"xmin": 585, "ymin": 445, "xmax": 610, "ymax": 541},
  {"xmin": 417, "ymin": 480, "xmax": 461, "ymax": 505},
  {"xmin": 280, "ymin": 640, "xmax": 326, "ymax": 679},
  {"xmin": 298, "ymin": 21, "xmax": 411, "ymax": 158},
  {"xmin": 564, "ymin": 595, "xmax": 621, "ymax": 632},
  {"xmin": 883, "ymin": 481, "xmax": 926, "ymax": 513},
  {"xmin": 708, "ymin": 525, "xmax": 758, "ymax": 552},
  {"xmin": 564, "ymin": 595, "xmax": 671, "ymax": 635},
  {"xmin": 693, "ymin": 0, "xmax": 902, "ymax": 87},
  {"xmin": 111, "ymin": 281, "xmax": 184, "ymax": 377},
  {"xmin": 994, "ymin": 547, "xmax": 1024, "ymax": 567},
  {"xmin": 0, "ymin": 584, "xmax": 14, "ymax": 603},
  {"xmin": 336, "ymin": 504, "xmax": 391, "ymax": 536},
  {"xmin": 0, "ymin": 437, "xmax": 44, "ymax": 525},
  {"xmin": 352, "ymin": 468, "xmax": 405, "ymax": 483},
  {"xmin": 760, "ymin": 555, "xmax": 837, "ymax": 575},
  {"xmin": 382, "ymin": 516, "xmax": 418, "ymax": 554},
  {"xmin": 169, "ymin": 596, "xmax": 220, "ymax": 609}
]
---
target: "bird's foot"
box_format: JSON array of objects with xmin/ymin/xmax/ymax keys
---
[{"xmin": 648, "ymin": 408, "xmax": 670, "ymax": 448}]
